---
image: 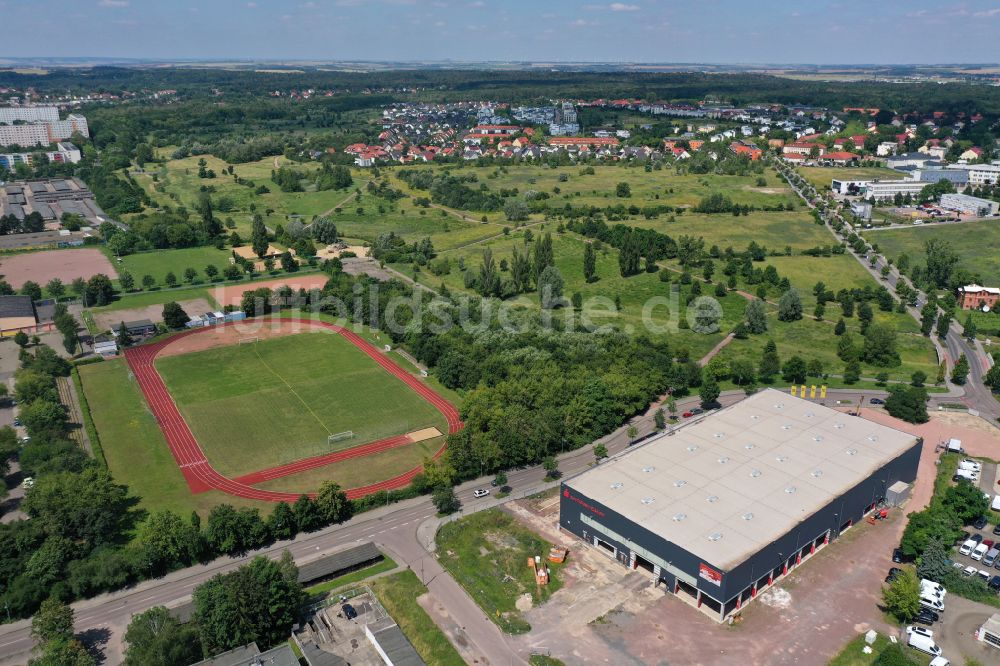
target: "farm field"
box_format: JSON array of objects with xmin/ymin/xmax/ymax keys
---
[
  {"xmin": 798, "ymin": 166, "xmax": 905, "ymax": 191},
  {"xmin": 863, "ymin": 219, "xmax": 1000, "ymax": 285},
  {"xmin": 154, "ymin": 331, "xmax": 446, "ymax": 478},
  {"xmin": 78, "ymin": 358, "xmax": 264, "ymax": 517}
]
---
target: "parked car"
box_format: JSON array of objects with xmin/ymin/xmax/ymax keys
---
[
  {"xmin": 974, "ymin": 516, "xmax": 989, "ymax": 530},
  {"xmin": 960, "ymin": 459, "xmax": 983, "ymax": 472},
  {"xmin": 964, "ymin": 565, "xmax": 978, "ymax": 577},
  {"xmin": 984, "ymin": 539, "xmax": 995, "ymax": 549},
  {"xmin": 973, "ymin": 543, "xmax": 989, "ymax": 561},
  {"xmin": 906, "ymin": 625, "xmax": 943, "ymax": 657},
  {"xmin": 341, "ymin": 603, "xmax": 357, "ymax": 620},
  {"xmin": 473, "ymin": 488, "xmax": 490, "ymax": 498},
  {"xmin": 869, "ymin": 398, "xmax": 885, "ymax": 405},
  {"xmin": 682, "ymin": 411, "xmax": 694, "ymax": 418},
  {"xmin": 892, "ymin": 548, "xmax": 904, "ymax": 563},
  {"xmin": 960, "ymin": 539, "xmax": 977, "ymax": 556},
  {"xmin": 885, "ymin": 567, "xmax": 902, "ymax": 583},
  {"xmin": 914, "ymin": 609, "xmax": 938, "ymax": 625},
  {"xmin": 972, "ymin": 533, "xmax": 985, "ymax": 545},
  {"xmin": 979, "ymin": 570, "xmax": 991, "ymax": 583},
  {"xmin": 990, "ymin": 575, "xmax": 1000, "ymax": 592},
  {"xmin": 12, "ymin": 418, "xmax": 20, "ymax": 427},
  {"xmin": 690, "ymin": 408, "xmax": 704, "ymax": 415},
  {"xmin": 993, "ymin": 524, "xmax": 1000, "ymax": 536}
]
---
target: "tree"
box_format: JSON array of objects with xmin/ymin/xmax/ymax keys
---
[
  {"xmin": 924, "ymin": 238, "xmax": 959, "ymax": 288},
  {"xmin": 193, "ymin": 552, "xmax": 304, "ymax": 655},
  {"xmin": 538, "ymin": 265, "xmax": 564, "ymax": 309},
  {"xmin": 781, "ymin": 356, "xmax": 807, "ymax": 384},
  {"xmin": 21, "ymin": 280, "xmax": 42, "ymax": 301},
  {"xmin": 118, "ymin": 270, "xmax": 135, "ymax": 292},
  {"xmin": 862, "ymin": 324, "xmax": 900, "ymax": 367},
  {"xmin": 13, "ymin": 331, "xmax": 29, "ymax": 348},
  {"xmin": 45, "ymin": 279, "xmax": 65, "ymax": 301},
  {"xmin": 267, "ymin": 501, "xmax": 297, "ymax": 541},
  {"xmin": 123, "ymin": 606, "xmax": 201, "ymax": 666},
  {"xmin": 963, "ymin": 314, "xmax": 978, "ymax": 341},
  {"xmin": 117, "ymin": 320, "xmax": 134, "ymax": 347},
  {"xmin": 503, "ymin": 198, "xmax": 529, "ymax": 222},
  {"xmin": 293, "ymin": 495, "xmax": 322, "ymax": 532},
  {"xmin": 543, "ymin": 455, "xmax": 559, "ymax": 480},
  {"xmin": 843, "ymin": 359, "xmax": 861, "ymax": 384},
  {"xmin": 986, "ymin": 364, "xmax": 1000, "ymax": 392},
  {"xmin": 951, "ymin": 354, "xmax": 969, "ymax": 385},
  {"xmin": 593, "ymin": 443, "xmax": 609, "ymax": 461},
  {"xmin": 135, "ymin": 510, "xmax": 201, "ymax": 574},
  {"xmin": 615, "ymin": 182, "xmax": 631, "ymax": 198},
  {"xmin": 31, "ymin": 597, "xmax": 74, "ymax": 645},
  {"xmin": 162, "ymin": 302, "xmax": 190, "ymax": 329},
  {"xmin": 777, "ymin": 288, "xmax": 803, "ymax": 322},
  {"xmin": 477, "ymin": 248, "xmax": 500, "ymax": 297},
  {"xmin": 250, "ymin": 214, "xmax": 269, "ymax": 258},
  {"xmin": 653, "ymin": 407, "xmax": 666, "ymax": 430},
  {"xmin": 884, "ymin": 385, "xmax": 929, "ymax": 424},
  {"xmin": 833, "ymin": 318, "xmax": 846, "ymax": 336},
  {"xmin": 857, "ymin": 301, "xmax": 873, "ymax": 333},
  {"xmin": 142, "ymin": 274, "xmax": 156, "ymax": 290},
  {"xmin": 943, "ymin": 479, "xmax": 990, "ymax": 524},
  {"xmin": 759, "ymin": 339, "xmax": 780, "ymax": 382},
  {"xmin": 935, "ymin": 310, "xmax": 951, "ymax": 339},
  {"xmin": 493, "ymin": 471, "xmax": 508, "ymax": 488},
  {"xmin": 882, "ymin": 568, "xmax": 921, "ymax": 621},
  {"xmin": 626, "ymin": 425, "xmax": 638, "ymax": 442},
  {"xmin": 204, "ymin": 264, "xmax": 219, "ymax": 281},
  {"xmin": 183, "ymin": 268, "xmax": 198, "ymax": 284},
  {"xmin": 699, "ymin": 375, "xmax": 720, "ymax": 408},
  {"xmin": 916, "ymin": 538, "xmax": 951, "ymax": 583},
  {"xmin": 164, "ymin": 271, "xmax": 177, "ymax": 288},
  {"xmin": 432, "ymin": 486, "xmax": 460, "ymax": 514},
  {"xmin": 23, "ymin": 467, "xmax": 130, "ymax": 547},
  {"xmin": 901, "ymin": 507, "xmax": 961, "ymax": 558},
  {"xmin": 311, "ymin": 218, "xmax": 339, "ymax": 244},
  {"xmin": 744, "ymin": 299, "xmax": 768, "ymax": 334},
  {"xmin": 280, "ymin": 251, "xmax": 298, "ymax": 272},
  {"xmin": 315, "ymin": 482, "xmax": 352, "ymax": 525},
  {"xmin": 583, "ymin": 242, "xmax": 597, "ymax": 283},
  {"xmin": 85, "ymin": 274, "xmax": 115, "ymax": 306},
  {"xmin": 919, "ymin": 303, "xmax": 936, "ymax": 336}
]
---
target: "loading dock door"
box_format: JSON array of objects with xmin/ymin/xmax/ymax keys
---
[
  {"xmin": 634, "ymin": 553, "xmax": 655, "ymax": 574},
  {"xmin": 595, "ymin": 537, "xmax": 616, "ymax": 555}
]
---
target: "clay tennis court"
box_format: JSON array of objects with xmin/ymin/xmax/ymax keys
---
[
  {"xmin": 124, "ymin": 318, "xmax": 461, "ymax": 502},
  {"xmin": 0, "ymin": 248, "xmax": 118, "ymax": 288}
]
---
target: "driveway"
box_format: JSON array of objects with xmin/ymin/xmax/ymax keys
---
[{"xmin": 932, "ymin": 594, "xmax": 999, "ymax": 664}]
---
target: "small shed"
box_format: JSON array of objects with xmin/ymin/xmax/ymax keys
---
[{"xmin": 886, "ymin": 481, "xmax": 911, "ymax": 507}]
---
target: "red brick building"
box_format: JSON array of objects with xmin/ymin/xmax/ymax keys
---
[{"xmin": 958, "ymin": 284, "xmax": 1000, "ymax": 310}]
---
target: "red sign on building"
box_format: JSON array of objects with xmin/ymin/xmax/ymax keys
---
[{"xmin": 699, "ymin": 563, "xmax": 722, "ymax": 586}]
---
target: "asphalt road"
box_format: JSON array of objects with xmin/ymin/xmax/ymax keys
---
[{"xmin": 775, "ymin": 161, "xmax": 997, "ymax": 423}]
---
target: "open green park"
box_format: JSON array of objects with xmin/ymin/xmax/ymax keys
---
[{"xmin": 864, "ymin": 219, "xmax": 1000, "ymax": 286}]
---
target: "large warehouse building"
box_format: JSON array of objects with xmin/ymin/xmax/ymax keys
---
[{"xmin": 559, "ymin": 389, "xmax": 921, "ymax": 621}]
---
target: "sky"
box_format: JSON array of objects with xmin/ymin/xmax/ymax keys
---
[{"xmin": 3, "ymin": 0, "xmax": 1000, "ymax": 64}]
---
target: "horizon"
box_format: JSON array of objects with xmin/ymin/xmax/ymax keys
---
[{"xmin": 4, "ymin": 0, "xmax": 1000, "ymax": 65}]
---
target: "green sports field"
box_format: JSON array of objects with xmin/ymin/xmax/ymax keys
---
[{"xmin": 154, "ymin": 332, "xmax": 446, "ymax": 478}]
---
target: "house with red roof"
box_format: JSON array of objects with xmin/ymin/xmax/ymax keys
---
[
  {"xmin": 729, "ymin": 142, "xmax": 762, "ymax": 161},
  {"xmin": 783, "ymin": 142, "xmax": 825, "ymax": 156},
  {"xmin": 819, "ymin": 151, "xmax": 860, "ymax": 165}
]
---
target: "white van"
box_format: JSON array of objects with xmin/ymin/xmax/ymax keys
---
[
  {"xmin": 992, "ymin": 495, "xmax": 1000, "ymax": 512},
  {"xmin": 959, "ymin": 460, "xmax": 982, "ymax": 472},
  {"xmin": 907, "ymin": 626, "xmax": 943, "ymax": 656},
  {"xmin": 921, "ymin": 579, "xmax": 946, "ymax": 597},
  {"xmin": 920, "ymin": 595, "xmax": 945, "ymax": 613},
  {"xmin": 929, "ymin": 658, "xmax": 951, "ymax": 666},
  {"xmin": 955, "ymin": 468, "xmax": 979, "ymax": 481},
  {"xmin": 960, "ymin": 539, "xmax": 977, "ymax": 556},
  {"xmin": 973, "ymin": 543, "xmax": 990, "ymax": 561},
  {"xmin": 947, "ymin": 438, "xmax": 963, "ymax": 453},
  {"xmin": 985, "ymin": 548, "xmax": 1000, "ymax": 567}
]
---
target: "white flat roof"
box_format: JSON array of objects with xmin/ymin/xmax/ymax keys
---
[{"xmin": 566, "ymin": 389, "xmax": 919, "ymax": 571}]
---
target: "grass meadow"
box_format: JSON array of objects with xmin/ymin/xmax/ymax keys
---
[{"xmin": 864, "ymin": 219, "xmax": 1000, "ymax": 286}]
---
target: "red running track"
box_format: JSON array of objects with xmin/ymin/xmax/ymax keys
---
[{"xmin": 124, "ymin": 319, "xmax": 462, "ymax": 502}]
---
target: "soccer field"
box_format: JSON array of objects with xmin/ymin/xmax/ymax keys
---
[{"xmin": 155, "ymin": 332, "xmax": 446, "ymax": 478}]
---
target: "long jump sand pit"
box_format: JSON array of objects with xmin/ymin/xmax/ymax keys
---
[
  {"xmin": 0, "ymin": 248, "xmax": 118, "ymax": 288},
  {"xmin": 207, "ymin": 274, "xmax": 330, "ymax": 308}
]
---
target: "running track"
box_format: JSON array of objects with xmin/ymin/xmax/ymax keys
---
[{"xmin": 124, "ymin": 319, "xmax": 462, "ymax": 502}]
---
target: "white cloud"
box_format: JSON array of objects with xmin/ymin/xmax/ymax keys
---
[
  {"xmin": 609, "ymin": 2, "xmax": 639, "ymax": 10},
  {"xmin": 98, "ymin": 0, "xmax": 129, "ymax": 7},
  {"xmin": 973, "ymin": 7, "xmax": 1000, "ymax": 16}
]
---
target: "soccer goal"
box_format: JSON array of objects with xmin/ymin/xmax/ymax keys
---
[
  {"xmin": 238, "ymin": 337, "xmax": 260, "ymax": 345},
  {"xmin": 328, "ymin": 430, "xmax": 355, "ymax": 445}
]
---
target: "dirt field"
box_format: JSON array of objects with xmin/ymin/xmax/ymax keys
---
[
  {"xmin": 207, "ymin": 274, "xmax": 330, "ymax": 307},
  {"xmin": 0, "ymin": 248, "xmax": 117, "ymax": 288},
  {"xmin": 858, "ymin": 408, "xmax": 1000, "ymax": 461},
  {"xmin": 92, "ymin": 298, "xmax": 214, "ymax": 333}
]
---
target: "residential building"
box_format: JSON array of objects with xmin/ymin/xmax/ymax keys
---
[
  {"xmin": 0, "ymin": 107, "xmax": 59, "ymax": 124},
  {"xmin": 819, "ymin": 151, "xmax": 860, "ymax": 165},
  {"xmin": 0, "ymin": 113, "xmax": 89, "ymax": 147},
  {"xmin": 938, "ymin": 193, "xmax": 999, "ymax": 217},
  {"xmin": 957, "ymin": 284, "xmax": 1000, "ymax": 311},
  {"xmin": 782, "ymin": 142, "xmax": 825, "ymax": 156},
  {"xmin": 559, "ymin": 390, "xmax": 921, "ymax": 622},
  {"xmin": 860, "ymin": 180, "xmax": 927, "ymax": 200}
]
